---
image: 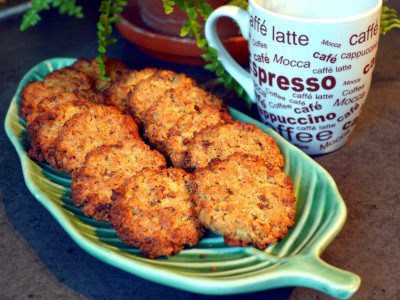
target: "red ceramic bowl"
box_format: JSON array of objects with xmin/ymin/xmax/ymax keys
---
[{"xmin": 115, "ymin": 0, "xmax": 249, "ymax": 66}]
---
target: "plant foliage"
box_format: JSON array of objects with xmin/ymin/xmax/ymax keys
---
[
  {"xmin": 20, "ymin": 0, "xmax": 83, "ymax": 31},
  {"xmin": 20, "ymin": 0, "xmax": 127, "ymax": 80},
  {"xmin": 96, "ymin": 0, "xmax": 127, "ymax": 80},
  {"xmin": 381, "ymin": 1, "xmax": 400, "ymax": 34},
  {"xmin": 162, "ymin": 0, "xmax": 252, "ymax": 108}
]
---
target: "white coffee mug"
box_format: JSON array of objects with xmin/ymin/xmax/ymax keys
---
[{"xmin": 205, "ymin": 0, "xmax": 382, "ymax": 155}]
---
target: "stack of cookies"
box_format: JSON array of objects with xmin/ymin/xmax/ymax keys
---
[{"xmin": 19, "ymin": 58, "xmax": 296, "ymax": 259}]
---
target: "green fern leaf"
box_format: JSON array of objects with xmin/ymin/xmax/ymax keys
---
[{"xmin": 381, "ymin": 2, "xmax": 400, "ymax": 34}]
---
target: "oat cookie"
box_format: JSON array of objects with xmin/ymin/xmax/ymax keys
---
[
  {"xmin": 126, "ymin": 69, "xmax": 196, "ymax": 123},
  {"xmin": 49, "ymin": 105, "xmax": 140, "ymax": 173},
  {"xmin": 19, "ymin": 67, "xmax": 93, "ymax": 121},
  {"xmin": 27, "ymin": 100, "xmax": 93, "ymax": 163},
  {"xmin": 189, "ymin": 153, "xmax": 296, "ymax": 249},
  {"xmin": 104, "ymin": 68, "xmax": 157, "ymax": 113},
  {"xmin": 71, "ymin": 139, "xmax": 166, "ymax": 222},
  {"xmin": 166, "ymin": 104, "xmax": 233, "ymax": 168},
  {"xmin": 110, "ymin": 168, "xmax": 204, "ymax": 258},
  {"xmin": 184, "ymin": 120, "xmax": 284, "ymax": 171},
  {"xmin": 72, "ymin": 57, "xmax": 129, "ymax": 91}
]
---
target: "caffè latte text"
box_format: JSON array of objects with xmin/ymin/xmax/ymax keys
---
[{"xmin": 249, "ymin": 14, "xmax": 309, "ymax": 46}]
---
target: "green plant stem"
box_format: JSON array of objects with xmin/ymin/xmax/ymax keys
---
[
  {"xmin": 163, "ymin": 0, "xmax": 251, "ymax": 108},
  {"xmin": 96, "ymin": 0, "xmax": 127, "ymax": 80}
]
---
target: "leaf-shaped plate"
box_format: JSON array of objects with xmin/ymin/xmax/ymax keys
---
[{"xmin": 4, "ymin": 58, "xmax": 360, "ymax": 299}]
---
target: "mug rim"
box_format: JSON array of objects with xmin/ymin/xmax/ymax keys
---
[{"xmin": 250, "ymin": 0, "xmax": 383, "ymax": 23}]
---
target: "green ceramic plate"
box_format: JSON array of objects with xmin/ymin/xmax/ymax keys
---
[{"xmin": 5, "ymin": 58, "xmax": 360, "ymax": 299}]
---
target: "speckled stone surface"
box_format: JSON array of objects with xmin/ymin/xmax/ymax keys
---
[{"xmin": 0, "ymin": 2, "xmax": 399, "ymax": 300}]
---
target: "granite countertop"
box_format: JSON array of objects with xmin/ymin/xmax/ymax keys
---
[{"xmin": 0, "ymin": 2, "xmax": 399, "ymax": 300}]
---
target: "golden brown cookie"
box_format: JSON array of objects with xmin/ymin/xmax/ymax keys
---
[
  {"xmin": 42, "ymin": 67, "xmax": 93, "ymax": 91},
  {"xmin": 25, "ymin": 91, "xmax": 104, "ymax": 127},
  {"xmin": 104, "ymin": 68, "xmax": 157, "ymax": 113},
  {"xmin": 72, "ymin": 57, "xmax": 129, "ymax": 91},
  {"xmin": 71, "ymin": 139, "xmax": 166, "ymax": 222},
  {"xmin": 166, "ymin": 104, "xmax": 233, "ymax": 168},
  {"xmin": 141, "ymin": 88, "xmax": 201, "ymax": 156},
  {"xmin": 126, "ymin": 69, "xmax": 195, "ymax": 123},
  {"xmin": 184, "ymin": 120, "xmax": 284, "ymax": 171},
  {"xmin": 189, "ymin": 153, "xmax": 296, "ymax": 249},
  {"xmin": 19, "ymin": 67, "xmax": 94, "ymax": 121},
  {"xmin": 142, "ymin": 86, "xmax": 231, "ymax": 161},
  {"xmin": 27, "ymin": 100, "xmax": 93, "ymax": 163},
  {"xmin": 48, "ymin": 105, "xmax": 140, "ymax": 173},
  {"xmin": 19, "ymin": 81, "xmax": 64, "ymax": 121},
  {"xmin": 110, "ymin": 168, "xmax": 204, "ymax": 259}
]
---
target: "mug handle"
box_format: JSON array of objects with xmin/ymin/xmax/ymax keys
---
[{"xmin": 205, "ymin": 5, "xmax": 255, "ymax": 103}]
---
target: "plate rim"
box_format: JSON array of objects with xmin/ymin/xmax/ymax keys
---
[{"xmin": 4, "ymin": 57, "xmax": 360, "ymax": 299}]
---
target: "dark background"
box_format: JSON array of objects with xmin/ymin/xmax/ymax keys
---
[{"xmin": 0, "ymin": 1, "xmax": 399, "ymax": 299}]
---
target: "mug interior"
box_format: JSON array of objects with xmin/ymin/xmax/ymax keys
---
[{"xmin": 253, "ymin": 0, "xmax": 381, "ymax": 19}]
